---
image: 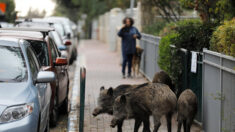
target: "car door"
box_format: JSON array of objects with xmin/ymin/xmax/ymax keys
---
[
  {"xmin": 48, "ymin": 38, "xmax": 68, "ymax": 104},
  {"xmin": 26, "ymin": 47, "xmax": 49, "ymax": 131}
]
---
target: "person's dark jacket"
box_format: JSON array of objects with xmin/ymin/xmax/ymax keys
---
[{"xmin": 118, "ymin": 26, "xmax": 141, "ymax": 55}]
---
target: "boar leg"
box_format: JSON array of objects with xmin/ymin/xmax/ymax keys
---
[
  {"xmin": 186, "ymin": 118, "xmax": 193, "ymax": 132},
  {"xmin": 134, "ymin": 119, "xmax": 142, "ymax": 132},
  {"xmin": 142, "ymin": 117, "xmax": 151, "ymax": 132},
  {"xmin": 117, "ymin": 120, "xmax": 123, "ymax": 132},
  {"xmin": 166, "ymin": 112, "xmax": 173, "ymax": 132},
  {"xmin": 153, "ymin": 114, "xmax": 161, "ymax": 132},
  {"xmin": 177, "ymin": 121, "xmax": 182, "ymax": 132},
  {"xmin": 183, "ymin": 120, "xmax": 186, "ymax": 132}
]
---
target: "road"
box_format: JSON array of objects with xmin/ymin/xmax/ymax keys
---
[{"xmin": 50, "ymin": 62, "xmax": 76, "ymax": 132}]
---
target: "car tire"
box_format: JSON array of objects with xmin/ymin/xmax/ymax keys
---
[
  {"xmin": 44, "ymin": 118, "xmax": 50, "ymax": 132},
  {"xmin": 50, "ymin": 96, "xmax": 59, "ymax": 127},
  {"xmin": 69, "ymin": 48, "xmax": 77, "ymax": 65},
  {"xmin": 60, "ymin": 95, "xmax": 68, "ymax": 114},
  {"xmin": 37, "ymin": 116, "xmax": 40, "ymax": 132}
]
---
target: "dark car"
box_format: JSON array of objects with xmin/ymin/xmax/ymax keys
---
[{"xmin": 0, "ymin": 28, "xmax": 70, "ymax": 126}]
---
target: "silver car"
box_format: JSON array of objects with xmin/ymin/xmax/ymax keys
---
[{"xmin": 0, "ymin": 37, "xmax": 54, "ymax": 132}]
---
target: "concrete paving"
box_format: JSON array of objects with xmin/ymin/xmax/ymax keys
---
[{"xmin": 73, "ymin": 40, "xmax": 202, "ymax": 132}]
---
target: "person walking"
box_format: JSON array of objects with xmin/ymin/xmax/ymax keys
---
[{"xmin": 118, "ymin": 17, "xmax": 141, "ymax": 78}]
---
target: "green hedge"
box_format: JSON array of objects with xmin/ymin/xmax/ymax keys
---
[
  {"xmin": 158, "ymin": 19, "xmax": 216, "ymax": 94},
  {"xmin": 210, "ymin": 18, "xmax": 235, "ymax": 57}
]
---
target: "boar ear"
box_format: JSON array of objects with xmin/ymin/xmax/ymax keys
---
[
  {"xmin": 107, "ymin": 87, "xmax": 113, "ymax": 96},
  {"xmin": 120, "ymin": 95, "xmax": 126, "ymax": 104},
  {"xmin": 100, "ymin": 86, "xmax": 105, "ymax": 91}
]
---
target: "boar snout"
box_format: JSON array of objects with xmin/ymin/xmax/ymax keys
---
[{"xmin": 92, "ymin": 107, "xmax": 102, "ymax": 117}]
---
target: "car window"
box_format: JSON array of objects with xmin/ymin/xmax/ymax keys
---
[
  {"xmin": 49, "ymin": 38, "xmax": 59, "ymax": 62},
  {"xmin": 54, "ymin": 23, "xmax": 65, "ymax": 37},
  {"xmin": 29, "ymin": 40, "xmax": 50, "ymax": 66},
  {"xmin": 0, "ymin": 45, "xmax": 27, "ymax": 82},
  {"xmin": 27, "ymin": 47, "xmax": 39, "ymax": 79}
]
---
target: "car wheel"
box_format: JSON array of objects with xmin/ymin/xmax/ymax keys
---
[
  {"xmin": 37, "ymin": 116, "xmax": 41, "ymax": 132},
  {"xmin": 69, "ymin": 48, "xmax": 77, "ymax": 65},
  {"xmin": 44, "ymin": 118, "xmax": 50, "ymax": 132},
  {"xmin": 60, "ymin": 95, "xmax": 68, "ymax": 114},
  {"xmin": 50, "ymin": 96, "xmax": 59, "ymax": 127}
]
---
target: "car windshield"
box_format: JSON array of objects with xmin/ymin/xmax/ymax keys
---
[
  {"xmin": 0, "ymin": 45, "xmax": 27, "ymax": 82},
  {"xmin": 28, "ymin": 40, "xmax": 50, "ymax": 66}
]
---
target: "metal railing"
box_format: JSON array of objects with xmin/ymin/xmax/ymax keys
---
[
  {"xmin": 202, "ymin": 49, "xmax": 235, "ymax": 132},
  {"xmin": 139, "ymin": 33, "xmax": 161, "ymax": 81}
]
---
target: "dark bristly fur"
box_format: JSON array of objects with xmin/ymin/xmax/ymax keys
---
[
  {"xmin": 93, "ymin": 83, "xmax": 150, "ymax": 132},
  {"xmin": 177, "ymin": 89, "xmax": 198, "ymax": 132},
  {"xmin": 152, "ymin": 71, "xmax": 175, "ymax": 93},
  {"xmin": 111, "ymin": 83, "xmax": 177, "ymax": 132}
]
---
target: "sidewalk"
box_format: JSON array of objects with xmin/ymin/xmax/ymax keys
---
[{"xmin": 78, "ymin": 40, "xmax": 202, "ymax": 132}]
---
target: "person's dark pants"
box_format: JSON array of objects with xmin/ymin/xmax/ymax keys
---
[{"xmin": 122, "ymin": 53, "xmax": 133, "ymax": 75}]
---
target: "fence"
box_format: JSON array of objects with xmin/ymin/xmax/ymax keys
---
[
  {"xmin": 203, "ymin": 49, "xmax": 235, "ymax": 132},
  {"xmin": 139, "ymin": 33, "xmax": 161, "ymax": 81},
  {"xmin": 170, "ymin": 46, "xmax": 203, "ymax": 121}
]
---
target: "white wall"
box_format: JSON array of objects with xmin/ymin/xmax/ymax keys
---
[{"xmin": 96, "ymin": 2, "xmax": 142, "ymax": 53}]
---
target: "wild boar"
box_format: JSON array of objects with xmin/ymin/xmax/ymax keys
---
[
  {"xmin": 93, "ymin": 83, "xmax": 150, "ymax": 132},
  {"xmin": 177, "ymin": 89, "xmax": 197, "ymax": 132},
  {"xmin": 111, "ymin": 83, "xmax": 177, "ymax": 132},
  {"xmin": 152, "ymin": 71, "xmax": 175, "ymax": 93}
]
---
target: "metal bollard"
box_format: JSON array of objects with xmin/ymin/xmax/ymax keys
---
[{"xmin": 79, "ymin": 67, "xmax": 86, "ymax": 132}]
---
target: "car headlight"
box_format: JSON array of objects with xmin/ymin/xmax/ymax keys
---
[{"xmin": 0, "ymin": 103, "xmax": 34, "ymax": 123}]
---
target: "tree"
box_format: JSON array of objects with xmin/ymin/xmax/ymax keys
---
[
  {"xmin": 180, "ymin": 0, "xmax": 235, "ymax": 23},
  {"xmin": 26, "ymin": 8, "xmax": 46, "ymax": 18},
  {"xmin": 140, "ymin": 0, "xmax": 183, "ymax": 23},
  {"xmin": 0, "ymin": 0, "xmax": 16, "ymax": 22},
  {"xmin": 53, "ymin": 0, "xmax": 131, "ymax": 38}
]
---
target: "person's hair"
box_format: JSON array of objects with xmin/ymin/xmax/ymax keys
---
[{"xmin": 123, "ymin": 17, "xmax": 134, "ymax": 26}]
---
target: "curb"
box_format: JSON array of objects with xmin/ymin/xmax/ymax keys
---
[{"xmin": 67, "ymin": 60, "xmax": 80, "ymax": 132}]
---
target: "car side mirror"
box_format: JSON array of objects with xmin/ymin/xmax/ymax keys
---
[
  {"xmin": 36, "ymin": 71, "xmax": 55, "ymax": 83},
  {"xmin": 55, "ymin": 57, "xmax": 67, "ymax": 66},
  {"xmin": 58, "ymin": 45, "xmax": 67, "ymax": 51},
  {"xmin": 64, "ymin": 40, "xmax": 71, "ymax": 46}
]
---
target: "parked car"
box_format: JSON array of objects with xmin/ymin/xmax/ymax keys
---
[
  {"xmin": 15, "ymin": 19, "xmax": 73, "ymax": 64},
  {"xmin": 0, "ymin": 28, "xmax": 70, "ymax": 126},
  {"xmin": 0, "ymin": 37, "xmax": 55, "ymax": 132},
  {"xmin": 44, "ymin": 17, "xmax": 78, "ymax": 64}
]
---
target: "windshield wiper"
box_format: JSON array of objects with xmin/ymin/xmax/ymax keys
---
[{"xmin": 12, "ymin": 75, "xmax": 23, "ymax": 82}]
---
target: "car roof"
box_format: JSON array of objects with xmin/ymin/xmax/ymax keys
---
[
  {"xmin": 0, "ymin": 30, "xmax": 44, "ymax": 41},
  {"xmin": 0, "ymin": 27, "xmax": 55, "ymax": 33},
  {"xmin": 0, "ymin": 37, "xmax": 22, "ymax": 47},
  {"xmin": 0, "ymin": 27, "xmax": 55, "ymax": 38}
]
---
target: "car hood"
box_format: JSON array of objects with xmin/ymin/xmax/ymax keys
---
[{"xmin": 0, "ymin": 82, "xmax": 31, "ymax": 106}]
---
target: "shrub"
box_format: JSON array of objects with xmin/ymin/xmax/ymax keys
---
[
  {"xmin": 210, "ymin": 18, "xmax": 235, "ymax": 57},
  {"xmin": 158, "ymin": 33, "xmax": 178, "ymax": 74},
  {"xmin": 158, "ymin": 19, "xmax": 216, "ymax": 95},
  {"xmin": 160, "ymin": 19, "xmax": 216, "ymax": 50}
]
